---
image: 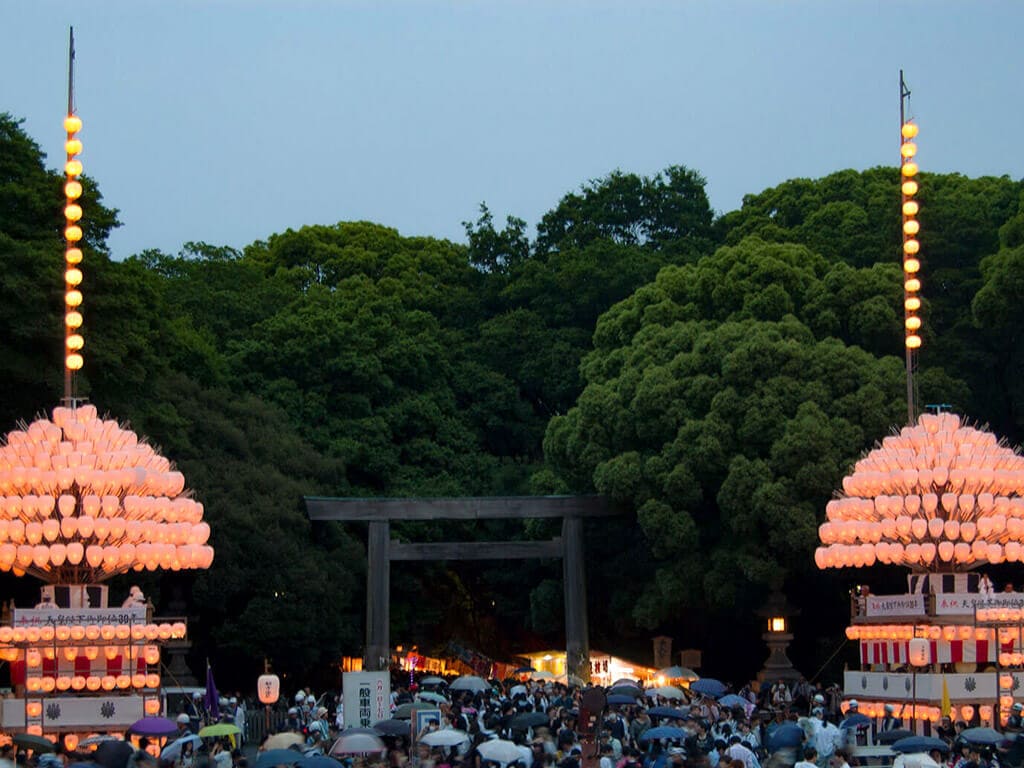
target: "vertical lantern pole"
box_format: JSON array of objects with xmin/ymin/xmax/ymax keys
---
[
  {"xmin": 63, "ymin": 27, "xmax": 86, "ymax": 405},
  {"xmin": 900, "ymin": 70, "xmax": 922, "ymax": 425}
]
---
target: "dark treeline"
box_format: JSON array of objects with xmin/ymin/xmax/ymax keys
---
[{"xmin": 2, "ymin": 112, "xmax": 1024, "ymax": 690}]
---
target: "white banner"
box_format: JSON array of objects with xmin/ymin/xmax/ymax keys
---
[
  {"xmin": 1, "ymin": 695, "xmax": 146, "ymax": 729},
  {"xmin": 935, "ymin": 592, "xmax": 1024, "ymax": 616},
  {"xmin": 342, "ymin": 671, "xmax": 390, "ymax": 729},
  {"xmin": 865, "ymin": 594, "xmax": 926, "ymax": 617},
  {"xmin": 13, "ymin": 606, "xmax": 147, "ymax": 627}
]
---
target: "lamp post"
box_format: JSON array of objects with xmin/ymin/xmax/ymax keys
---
[{"xmin": 757, "ymin": 588, "xmax": 801, "ymax": 684}]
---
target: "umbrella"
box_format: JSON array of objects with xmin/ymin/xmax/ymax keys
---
[
  {"xmin": 255, "ymin": 749, "xmax": 304, "ymax": 768},
  {"xmin": 514, "ymin": 667, "xmax": 536, "ymax": 674},
  {"xmin": 301, "ymin": 757, "xmax": 341, "ymax": 768},
  {"xmin": 608, "ymin": 685, "xmax": 642, "ymax": 698},
  {"xmin": 509, "ymin": 685, "xmax": 528, "ymax": 697},
  {"xmin": 94, "ymin": 741, "xmax": 134, "ymax": 768},
  {"xmin": 450, "ymin": 675, "xmax": 490, "ymax": 692},
  {"xmin": 718, "ymin": 695, "xmax": 751, "ymax": 709},
  {"xmin": 767, "ymin": 723, "xmax": 806, "ymax": 751},
  {"xmin": 199, "ymin": 723, "xmax": 241, "ymax": 738},
  {"xmin": 421, "ymin": 730, "xmax": 470, "ymax": 747},
  {"xmin": 476, "ymin": 739, "xmax": 524, "ymax": 765},
  {"xmin": 264, "ymin": 733, "xmax": 306, "ymax": 750},
  {"xmin": 330, "ymin": 731, "xmax": 386, "ymax": 756},
  {"xmin": 373, "ymin": 720, "xmax": 412, "ymax": 737},
  {"xmin": 960, "ymin": 728, "xmax": 1006, "ymax": 746},
  {"xmin": 79, "ymin": 735, "xmax": 120, "ymax": 749},
  {"xmin": 417, "ymin": 692, "xmax": 449, "ymax": 705},
  {"xmin": 647, "ymin": 707, "xmax": 688, "ymax": 720},
  {"xmin": 876, "ymin": 730, "xmax": 916, "ymax": 745},
  {"xmin": 421, "ymin": 676, "xmax": 445, "ymax": 686},
  {"xmin": 529, "ymin": 671, "xmax": 555, "ymax": 680},
  {"xmin": 612, "ymin": 678, "xmax": 640, "ymax": 687},
  {"xmin": 840, "ymin": 713, "xmax": 872, "ymax": 729},
  {"xmin": 510, "ymin": 712, "xmax": 550, "ymax": 729},
  {"xmin": 893, "ymin": 754, "xmax": 942, "ymax": 768},
  {"xmin": 607, "ymin": 694, "xmax": 637, "ymax": 706},
  {"xmin": 161, "ymin": 734, "xmax": 203, "ymax": 761},
  {"xmin": 891, "ymin": 737, "xmax": 949, "ymax": 754},
  {"xmin": 393, "ymin": 702, "xmax": 434, "ymax": 720},
  {"xmin": 656, "ymin": 667, "xmax": 699, "ymax": 681},
  {"xmin": 690, "ymin": 679, "xmax": 727, "ymax": 697},
  {"xmin": 128, "ymin": 717, "xmax": 180, "ymax": 737},
  {"xmin": 13, "ymin": 734, "xmax": 56, "ymax": 753},
  {"xmin": 638, "ymin": 727, "xmax": 686, "ymax": 743},
  {"xmin": 647, "ymin": 686, "xmax": 685, "ymax": 700}
]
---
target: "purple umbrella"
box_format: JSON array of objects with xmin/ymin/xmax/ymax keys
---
[
  {"xmin": 204, "ymin": 662, "xmax": 220, "ymax": 720},
  {"xmin": 128, "ymin": 716, "xmax": 179, "ymax": 737}
]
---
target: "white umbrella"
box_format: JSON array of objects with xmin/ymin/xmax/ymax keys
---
[
  {"xmin": 509, "ymin": 685, "xmax": 528, "ymax": 697},
  {"xmin": 421, "ymin": 676, "xmax": 445, "ymax": 686},
  {"xmin": 894, "ymin": 754, "xmax": 941, "ymax": 768},
  {"xmin": 330, "ymin": 730, "xmax": 386, "ymax": 756},
  {"xmin": 646, "ymin": 686, "xmax": 685, "ymax": 700},
  {"xmin": 476, "ymin": 739, "xmax": 524, "ymax": 766},
  {"xmin": 450, "ymin": 675, "xmax": 489, "ymax": 692},
  {"xmin": 421, "ymin": 730, "xmax": 470, "ymax": 747},
  {"xmin": 161, "ymin": 734, "xmax": 202, "ymax": 761},
  {"xmin": 528, "ymin": 671, "xmax": 555, "ymax": 680}
]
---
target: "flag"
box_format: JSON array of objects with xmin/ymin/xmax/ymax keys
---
[
  {"xmin": 204, "ymin": 660, "xmax": 220, "ymax": 720},
  {"xmin": 941, "ymin": 676, "xmax": 951, "ymax": 717}
]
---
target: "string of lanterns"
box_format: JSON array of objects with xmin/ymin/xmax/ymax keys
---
[
  {"xmin": 0, "ymin": 405, "xmax": 214, "ymax": 581},
  {"xmin": 841, "ymin": 701, "xmax": 991, "ymax": 723},
  {"xmin": 64, "ymin": 113, "xmax": 85, "ymax": 373},
  {"xmin": 816, "ymin": 412, "xmax": 1024, "ymax": 569},
  {"xmin": 901, "ymin": 120, "xmax": 922, "ymax": 351}
]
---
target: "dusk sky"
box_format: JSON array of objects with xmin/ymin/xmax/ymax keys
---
[{"xmin": 2, "ymin": 1, "xmax": 1021, "ymax": 260}]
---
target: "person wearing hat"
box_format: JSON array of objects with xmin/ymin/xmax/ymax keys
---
[
  {"xmin": 880, "ymin": 704, "xmax": 902, "ymax": 732},
  {"xmin": 176, "ymin": 712, "xmax": 194, "ymax": 737},
  {"xmin": 307, "ymin": 706, "xmax": 331, "ymax": 748},
  {"xmin": 1008, "ymin": 702, "xmax": 1024, "ymax": 731}
]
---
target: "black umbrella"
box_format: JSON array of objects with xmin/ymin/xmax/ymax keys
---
[
  {"xmin": 607, "ymin": 695, "xmax": 637, "ymax": 706},
  {"xmin": 876, "ymin": 729, "xmax": 915, "ymax": 745},
  {"xmin": 511, "ymin": 712, "xmax": 550, "ymax": 729},
  {"xmin": 960, "ymin": 728, "xmax": 1006, "ymax": 746},
  {"xmin": 892, "ymin": 737, "xmax": 950, "ymax": 754},
  {"xmin": 94, "ymin": 741, "xmax": 134, "ymax": 768},
  {"xmin": 648, "ymin": 707, "xmax": 688, "ymax": 720},
  {"xmin": 373, "ymin": 720, "xmax": 412, "ymax": 737},
  {"xmin": 608, "ymin": 685, "xmax": 642, "ymax": 698},
  {"xmin": 637, "ymin": 727, "xmax": 686, "ymax": 743},
  {"xmin": 255, "ymin": 749, "xmax": 305, "ymax": 768},
  {"xmin": 13, "ymin": 734, "xmax": 56, "ymax": 753}
]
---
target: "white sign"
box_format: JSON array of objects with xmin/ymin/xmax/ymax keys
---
[
  {"xmin": 13, "ymin": 606, "xmax": 147, "ymax": 627},
  {"xmin": 342, "ymin": 671, "xmax": 390, "ymax": 729},
  {"xmin": 935, "ymin": 592, "xmax": 1024, "ymax": 616},
  {"xmin": 414, "ymin": 708, "xmax": 443, "ymax": 741},
  {"xmin": 1, "ymin": 695, "xmax": 146, "ymax": 729},
  {"xmin": 865, "ymin": 594, "xmax": 926, "ymax": 617}
]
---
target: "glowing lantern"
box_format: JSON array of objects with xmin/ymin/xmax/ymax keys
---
[{"xmin": 258, "ymin": 673, "xmax": 281, "ymax": 704}]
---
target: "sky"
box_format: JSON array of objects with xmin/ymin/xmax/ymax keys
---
[{"xmin": 2, "ymin": 1, "xmax": 1022, "ymax": 261}]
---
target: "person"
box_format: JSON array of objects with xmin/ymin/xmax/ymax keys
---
[
  {"xmin": 176, "ymin": 713, "xmax": 194, "ymax": 737},
  {"xmin": 1005, "ymin": 583, "xmax": 1015, "ymax": 593},
  {"xmin": 880, "ymin": 705, "xmax": 902, "ymax": 732},
  {"xmin": 307, "ymin": 706, "xmax": 331, "ymax": 748},
  {"xmin": 232, "ymin": 696, "xmax": 246, "ymax": 747},
  {"xmin": 795, "ymin": 748, "xmax": 818, "ymax": 768},
  {"xmin": 980, "ymin": 574, "xmax": 995, "ymax": 595},
  {"xmin": 1007, "ymin": 703, "xmax": 1024, "ymax": 731},
  {"xmin": 0, "ymin": 745, "xmax": 13, "ymax": 768},
  {"xmin": 726, "ymin": 736, "xmax": 760, "ymax": 768},
  {"xmin": 829, "ymin": 750, "xmax": 850, "ymax": 768}
]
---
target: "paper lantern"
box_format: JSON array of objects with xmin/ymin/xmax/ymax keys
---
[{"xmin": 258, "ymin": 673, "xmax": 281, "ymax": 704}]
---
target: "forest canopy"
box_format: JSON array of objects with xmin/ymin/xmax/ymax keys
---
[{"xmin": 1, "ymin": 111, "xmax": 1021, "ymax": 685}]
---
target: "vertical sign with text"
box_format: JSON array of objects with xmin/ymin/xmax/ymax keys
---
[{"xmin": 342, "ymin": 671, "xmax": 390, "ymax": 729}]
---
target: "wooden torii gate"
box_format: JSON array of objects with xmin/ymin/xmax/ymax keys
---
[{"xmin": 305, "ymin": 495, "xmax": 612, "ymax": 683}]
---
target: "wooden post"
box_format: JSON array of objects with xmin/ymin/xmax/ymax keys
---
[
  {"xmin": 562, "ymin": 515, "xmax": 590, "ymax": 684},
  {"xmin": 365, "ymin": 520, "xmax": 390, "ymax": 671}
]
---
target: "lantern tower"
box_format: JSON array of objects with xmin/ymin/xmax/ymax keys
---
[
  {"xmin": 0, "ymin": 29, "xmax": 215, "ymax": 742},
  {"xmin": 814, "ymin": 74, "xmax": 1024, "ymax": 734}
]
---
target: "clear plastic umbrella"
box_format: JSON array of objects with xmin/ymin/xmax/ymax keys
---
[
  {"xmin": 476, "ymin": 739, "xmax": 523, "ymax": 766},
  {"xmin": 330, "ymin": 730, "xmax": 386, "ymax": 756},
  {"xmin": 450, "ymin": 675, "xmax": 489, "ymax": 692},
  {"xmin": 421, "ymin": 730, "xmax": 469, "ymax": 747}
]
